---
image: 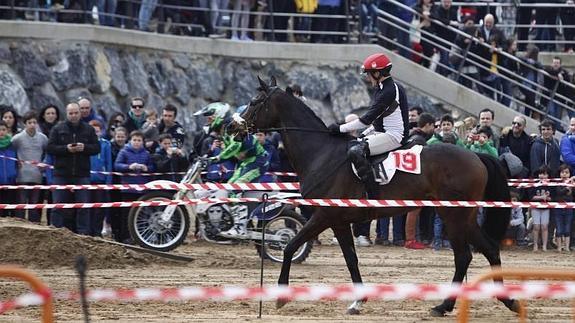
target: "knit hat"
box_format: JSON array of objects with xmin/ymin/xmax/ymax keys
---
[{"xmin": 499, "ymin": 152, "xmax": 525, "ymax": 177}]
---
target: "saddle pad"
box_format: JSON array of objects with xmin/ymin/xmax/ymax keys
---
[{"xmin": 352, "ymin": 145, "xmax": 423, "ymax": 185}]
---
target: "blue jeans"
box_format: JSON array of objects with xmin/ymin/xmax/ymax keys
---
[
  {"xmin": 138, "ymin": 0, "xmax": 158, "ymax": 31},
  {"xmin": 554, "ymin": 209, "xmax": 574, "ymax": 237},
  {"xmin": 500, "ymin": 78, "xmax": 513, "ymax": 107},
  {"xmin": 433, "ymin": 213, "xmax": 443, "ymax": 242},
  {"xmin": 480, "ymin": 74, "xmax": 502, "ymax": 101},
  {"xmin": 90, "ymin": 189, "xmax": 109, "ymax": 237},
  {"xmin": 98, "ymin": 0, "xmax": 117, "ymax": 26},
  {"xmin": 16, "ymin": 183, "xmax": 42, "ymax": 222},
  {"xmin": 51, "ymin": 176, "xmax": 91, "ymax": 235},
  {"xmin": 547, "ymin": 101, "xmax": 564, "ymax": 131},
  {"xmin": 377, "ymin": 214, "xmax": 405, "ymax": 242}
]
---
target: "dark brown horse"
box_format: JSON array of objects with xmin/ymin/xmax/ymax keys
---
[{"xmin": 241, "ymin": 77, "xmax": 519, "ymax": 316}]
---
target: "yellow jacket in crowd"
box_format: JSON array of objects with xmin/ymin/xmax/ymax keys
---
[{"xmin": 295, "ymin": 0, "xmax": 318, "ymax": 13}]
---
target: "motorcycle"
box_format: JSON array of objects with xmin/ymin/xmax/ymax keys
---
[{"xmin": 127, "ymin": 158, "xmax": 313, "ymax": 263}]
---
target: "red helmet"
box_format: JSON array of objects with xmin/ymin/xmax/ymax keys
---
[{"xmin": 361, "ymin": 53, "xmax": 392, "ymax": 75}]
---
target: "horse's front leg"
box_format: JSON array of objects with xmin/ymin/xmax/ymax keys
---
[
  {"xmin": 277, "ymin": 211, "xmax": 327, "ymax": 309},
  {"xmin": 431, "ymin": 211, "xmax": 473, "ymax": 317},
  {"xmin": 332, "ymin": 224, "xmax": 365, "ymax": 315}
]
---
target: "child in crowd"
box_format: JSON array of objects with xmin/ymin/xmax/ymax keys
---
[
  {"xmin": 530, "ymin": 165, "xmax": 554, "ymax": 252},
  {"xmin": 0, "ymin": 121, "xmax": 18, "ymax": 217},
  {"xmin": 11, "ymin": 111, "xmax": 48, "ymax": 223},
  {"xmin": 88, "ymin": 120, "xmax": 112, "ymax": 237},
  {"xmin": 141, "ymin": 109, "xmax": 159, "ymax": 153},
  {"xmin": 114, "ymin": 131, "xmax": 155, "ymax": 244},
  {"xmin": 152, "ymin": 134, "xmax": 189, "ymax": 182},
  {"xmin": 506, "ymin": 190, "xmax": 527, "ymax": 246},
  {"xmin": 467, "ymin": 126, "xmax": 498, "ymax": 158},
  {"xmin": 554, "ymin": 164, "xmax": 573, "ymax": 252}
]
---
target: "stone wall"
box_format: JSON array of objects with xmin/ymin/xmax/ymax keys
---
[{"xmin": 0, "ymin": 40, "xmax": 445, "ymax": 137}]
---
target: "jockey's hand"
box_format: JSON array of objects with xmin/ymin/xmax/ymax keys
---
[{"xmin": 328, "ymin": 123, "xmax": 342, "ymax": 135}]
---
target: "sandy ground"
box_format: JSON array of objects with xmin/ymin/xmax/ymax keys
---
[{"xmin": 0, "ymin": 218, "xmax": 574, "ymax": 322}]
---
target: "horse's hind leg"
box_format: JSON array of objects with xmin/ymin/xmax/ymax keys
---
[
  {"xmin": 332, "ymin": 224, "xmax": 366, "ymax": 315},
  {"xmin": 431, "ymin": 209, "xmax": 473, "ymax": 317},
  {"xmin": 276, "ymin": 210, "xmax": 328, "ymax": 309},
  {"xmin": 468, "ymin": 225, "xmax": 521, "ymax": 313}
]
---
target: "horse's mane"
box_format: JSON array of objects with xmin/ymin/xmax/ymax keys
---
[{"xmin": 281, "ymin": 89, "xmax": 327, "ymax": 129}]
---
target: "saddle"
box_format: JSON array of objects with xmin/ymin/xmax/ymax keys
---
[{"xmin": 353, "ymin": 143, "xmax": 423, "ymax": 185}]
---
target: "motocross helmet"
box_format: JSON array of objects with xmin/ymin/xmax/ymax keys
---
[{"xmin": 194, "ymin": 102, "xmax": 231, "ymax": 129}]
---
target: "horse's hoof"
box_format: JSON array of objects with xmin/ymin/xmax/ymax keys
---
[
  {"xmin": 276, "ymin": 299, "xmax": 289, "ymax": 309},
  {"xmin": 346, "ymin": 308, "xmax": 361, "ymax": 315},
  {"xmin": 430, "ymin": 307, "xmax": 446, "ymax": 317},
  {"xmin": 508, "ymin": 299, "xmax": 521, "ymax": 313}
]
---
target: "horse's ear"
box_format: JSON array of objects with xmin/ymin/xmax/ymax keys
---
[
  {"xmin": 257, "ymin": 76, "xmax": 269, "ymax": 92},
  {"xmin": 285, "ymin": 86, "xmax": 294, "ymax": 96},
  {"xmin": 270, "ymin": 75, "xmax": 277, "ymax": 87}
]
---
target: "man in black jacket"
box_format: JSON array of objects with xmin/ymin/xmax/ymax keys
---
[
  {"xmin": 407, "ymin": 113, "xmax": 436, "ymax": 145},
  {"xmin": 499, "ymin": 115, "xmax": 532, "ymax": 178},
  {"xmin": 158, "ymin": 104, "xmax": 186, "ymax": 149},
  {"xmin": 47, "ymin": 102, "xmax": 100, "ymax": 234}
]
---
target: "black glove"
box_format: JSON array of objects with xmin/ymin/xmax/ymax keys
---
[{"xmin": 328, "ymin": 123, "xmax": 342, "ymax": 135}]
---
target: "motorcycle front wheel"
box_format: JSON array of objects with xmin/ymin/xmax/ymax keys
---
[
  {"xmin": 255, "ymin": 209, "xmax": 312, "ymax": 264},
  {"xmin": 128, "ymin": 191, "xmax": 190, "ymax": 252}
]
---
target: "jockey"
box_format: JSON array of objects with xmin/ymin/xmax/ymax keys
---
[
  {"xmin": 328, "ymin": 53, "xmax": 410, "ymax": 198},
  {"xmin": 215, "ymin": 119, "xmax": 270, "ymax": 238}
]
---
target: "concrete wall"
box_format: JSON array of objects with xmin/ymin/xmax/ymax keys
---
[{"xmin": 0, "ymin": 20, "xmax": 541, "ymax": 134}]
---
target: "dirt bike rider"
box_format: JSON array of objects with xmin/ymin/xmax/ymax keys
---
[
  {"xmin": 191, "ymin": 102, "xmax": 232, "ymax": 159},
  {"xmin": 214, "ymin": 114, "xmax": 270, "ymax": 238},
  {"xmin": 328, "ymin": 53, "xmax": 410, "ymax": 199}
]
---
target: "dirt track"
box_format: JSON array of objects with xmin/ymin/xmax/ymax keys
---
[{"xmin": 1, "ymin": 218, "xmax": 574, "ymax": 322}]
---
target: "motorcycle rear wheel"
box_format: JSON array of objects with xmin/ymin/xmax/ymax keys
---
[
  {"xmin": 128, "ymin": 191, "xmax": 190, "ymax": 252},
  {"xmin": 255, "ymin": 209, "xmax": 312, "ymax": 264}
]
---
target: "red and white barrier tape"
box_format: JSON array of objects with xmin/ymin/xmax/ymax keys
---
[
  {"xmin": 0, "ymin": 182, "xmax": 300, "ymax": 191},
  {"xmin": 2, "ymin": 282, "xmax": 575, "ymax": 314},
  {"xmin": 0, "ymin": 154, "xmax": 298, "ymax": 178},
  {"xmin": 508, "ymin": 178, "xmax": 564, "ymax": 182},
  {"xmin": 508, "ymin": 182, "xmax": 573, "ymax": 188},
  {"xmin": 0, "ymin": 181, "xmax": 571, "ymax": 191},
  {"xmin": 2, "ymin": 198, "xmax": 575, "ymax": 209}
]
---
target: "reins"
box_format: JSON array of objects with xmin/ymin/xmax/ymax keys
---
[{"xmin": 256, "ymin": 127, "xmax": 331, "ymax": 134}]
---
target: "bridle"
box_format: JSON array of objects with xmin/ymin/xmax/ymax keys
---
[{"xmin": 245, "ymin": 87, "xmax": 330, "ymax": 134}]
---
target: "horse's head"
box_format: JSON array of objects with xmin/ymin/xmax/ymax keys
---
[{"xmin": 241, "ymin": 76, "xmax": 282, "ymax": 132}]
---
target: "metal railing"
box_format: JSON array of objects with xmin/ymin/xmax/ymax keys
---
[
  {"xmin": 0, "ymin": 0, "xmax": 354, "ymax": 42},
  {"xmin": 376, "ymin": 0, "xmax": 575, "ymax": 127}
]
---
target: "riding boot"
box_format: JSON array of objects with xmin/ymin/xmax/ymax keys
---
[
  {"xmin": 348, "ymin": 141, "xmax": 379, "ymax": 199},
  {"xmin": 219, "ymin": 204, "xmax": 249, "ymax": 239}
]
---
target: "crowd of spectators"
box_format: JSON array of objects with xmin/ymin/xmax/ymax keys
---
[
  {"xmin": 0, "ymin": 82, "xmax": 573, "ymax": 253},
  {"xmin": 0, "ymin": 94, "xmax": 291, "ymax": 244}
]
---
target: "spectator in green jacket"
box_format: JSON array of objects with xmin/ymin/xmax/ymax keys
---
[
  {"xmin": 467, "ymin": 126, "xmax": 499, "ymax": 158},
  {"xmin": 426, "ymin": 114, "xmax": 465, "ymax": 147}
]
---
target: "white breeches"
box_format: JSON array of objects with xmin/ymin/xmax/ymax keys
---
[{"xmin": 362, "ymin": 131, "xmax": 401, "ymax": 156}]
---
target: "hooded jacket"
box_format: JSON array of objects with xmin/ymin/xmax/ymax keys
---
[
  {"xmin": 530, "ymin": 136, "xmax": 560, "ymax": 177},
  {"xmin": 90, "ymin": 138, "xmax": 113, "ymax": 184},
  {"xmin": 114, "ymin": 144, "xmax": 155, "ymax": 185}
]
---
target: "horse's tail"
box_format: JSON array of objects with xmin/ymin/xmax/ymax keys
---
[{"xmin": 477, "ymin": 153, "xmax": 511, "ymax": 243}]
